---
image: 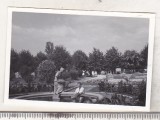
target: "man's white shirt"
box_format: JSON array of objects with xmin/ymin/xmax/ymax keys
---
[{"xmin": 75, "ymin": 87, "xmax": 85, "ymax": 94}]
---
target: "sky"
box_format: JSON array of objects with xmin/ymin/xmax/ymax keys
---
[{"xmin": 11, "ymin": 12, "xmax": 149, "ymax": 56}]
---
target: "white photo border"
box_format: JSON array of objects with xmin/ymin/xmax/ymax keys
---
[{"xmin": 4, "ymin": 7, "xmax": 155, "ymax": 112}]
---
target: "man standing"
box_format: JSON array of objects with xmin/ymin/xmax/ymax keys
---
[
  {"xmin": 54, "ymin": 67, "xmax": 65, "ymax": 95},
  {"xmin": 72, "ymin": 82, "xmax": 85, "ymax": 102}
]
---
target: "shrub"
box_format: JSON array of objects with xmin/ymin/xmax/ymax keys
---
[
  {"xmin": 126, "ymin": 84, "xmax": 133, "ymax": 94},
  {"xmin": 10, "ymin": 71, "xmax": 15, "ymax": 81},
  {"xmin": 70, "ymin": 69, "xmax": 79, "ymax": 80},
  {"xmin": 98, "ymin": 81, "xmax": 105, "ymax": 91},
  {"xmin": 78, "ymin": 70, "xmax": 83, "ymax": 77},
  {"xmin": 138, "ymin": 80, "xmax": 146, "ymax": 106},
  {"xmin": 61, "ymin": 71, "xmax": 71, "ymax": 80},
  {"xmin": 37, "ymin": 60, "xmax": 56, "ymax": 84},
  {"xmin": 118, "ymin": 81, "xmax": 123, "ymax": 93}
]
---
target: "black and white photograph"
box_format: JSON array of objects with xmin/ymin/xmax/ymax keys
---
[{"xmin": 5, "ymin": 8, "xmax": 155, "ymax": 109}]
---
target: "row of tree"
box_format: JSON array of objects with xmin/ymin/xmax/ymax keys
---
[{"xmin": 10, "ymin": 41, "xmax": 148, "ymax": 81}]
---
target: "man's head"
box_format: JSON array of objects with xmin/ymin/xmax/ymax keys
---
[
  {"xmin": 77, "ymin": 82, "xmax": 82, "ymax": 88},
  {"xmin": 60, "ymin": 67, "xmax": 65, "ymax": 72}
]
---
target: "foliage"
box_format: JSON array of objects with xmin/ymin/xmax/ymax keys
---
[
  {"xmin": 88, "ymin": 48, "xmax": 105, "ymax": 75},
  {"xmin": 10, "ymin": 49, "xmax": 20, "ymax": 80},
  {"xmin": 70, "ymin": 68, "xmax": 79, "ymax": 80},
  {"xmin": 10, "ymin": 49, "xmax": 35, "ymax": 88},
  {"xmin": 34, "ymin": 52, "xmax": 47, "ymax": 69},
  {"xmin": 10, "ymin": 41, "xmax": 148, "ymax": 96},
  {"xmin": 10, "ymin": 71, "xmax": 15, "ymax": 80},
  {"xmin": 10, "ymin": 43, "xmax": 148, "ymax": 82},
  {"xmin": 19, "ymin": 65, "xmax": 32, "ymax": 79},
  {"xmin": 25, "ymin": 75, "xmax": 34, "ymax": 92},
  {"xmin": 118, "ymin": 81, "xmax": 123, "ymax": 93},
  {"xmin": 61, "ymin": 71, "xmax": 71, "ymax": 80},
  {"xmin": 72, "ymin": 50, "xmax": 88, "ymax": 71},
  {"xmin": 77, "ymin": 70, "xmax": 83, "ymax": 77},
  {"xmin": 36, "ymin": 52, "xmax": 47, "ymax": 62},
  {"xmin": 52, "ymin": 46, "xmax": 72, "ymax": 69},
  {"xmin": 104, "ymin": 47, "xmax": 121, "ymax": 73},
  {"xmin": 45, "ymin": 42, "xmax": 72, "ymax": 70},
  {"xmin": 19, "ymin": 50, "xmax": 35, "ymax": 78},
  {"xmin": 97, "ymin": 80, "xmax": 135, "ymax": 95},
  {"xmin": 37, "ymin": 60, "xmax": 56, "ymax": 84},
  {"xmin": 140, "ymin": 45, "xmax": 148, "ymax": 69},
  {"xmin": 10, "ymin": 49, "xmax": 20, "ymax": 73},
  {"xmin": 98, "ymin": 81, "xmax": 105, "ymax": 91},
  {"xmin": 122, "ymin": 50, "xmax": 142, "ymax": 71},
  {"xmin": 118, "ymin": 81, "xmax": 127, "ymax": 93},
  {"xmin": 138, "ymin": 80, "xmax": 146, "ymax": 106}
]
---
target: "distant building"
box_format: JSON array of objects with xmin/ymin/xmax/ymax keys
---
[{"xmin": 116, "ymin": 68, "xmax": 121, "ymax": 74}]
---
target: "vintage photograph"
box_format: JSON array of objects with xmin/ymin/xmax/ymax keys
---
[{"xmin": 6, "ymin": 8, "xmax": 154, "ymax": 108}]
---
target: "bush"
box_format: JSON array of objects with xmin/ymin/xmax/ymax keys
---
[
  {"xmin": 70, "ymin": 69, "xmax": 79, "ymax": 80},
  {"xmin": 61, "ymin": 71, "xmax": 71, "ymax": 80},
  {"xmin": 78, "ymin": 70, "xmax": 83, "ymax": 77},
  {"xmin": 138, "ymin": 80, "xmax": 146, "ymax": 106},
  {"xmin": 118, "ymin": 81, "xmax": 123, "ymax": 93},
  {"xmin": 37, "ymin": 60, "xmax": 56, "ymax": 84},
  {"xmin": 98, "ymin": 81, "xmax": 105, "ymax": 91},
  {"xmin": 10, "ymin": 71, "xmax": 15, "ymax": 81}
]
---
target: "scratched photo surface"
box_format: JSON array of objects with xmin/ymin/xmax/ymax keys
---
[{"xmin": 8, "ymin": 10, "xmax": 150, "ymax": 107}]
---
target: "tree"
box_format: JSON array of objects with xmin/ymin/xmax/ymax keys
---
[
  {"xmin": 88, "ymin": 48, "xmax": 105, "ymax": 75},
  {"xmin": 36, "ymin": 52, "xmax": 47, "ymax": 61},
  {"xmin": 72, "ymin": 50, "xmax": 88, "ymax": 71},
  {"xmin": 104, "ymin": 47, "xmax": 121, "ymax": 73},
  {"xmin": 52, "ymin": 46, "xmax": 72, "ymax": 70},
  {"xmin": 17, "ymin": 50, "xmax": 35, "ymax": 90},
  {"xmin": 70, "ymin": 68, "xmax": 79, "ymax": 80},
  {"xmin": 122, "ymin": 50, "xmax": 142, "ymax": 72},
  {"xmin": 34, "ymin": 52, "xmax": 47, "ymax": 70},
  {"xmin": 45, "ymin": 42, "xmax": 54, "ymax": 59},
  {"xmin": 10, "ymin": 49, "xmax": 20, "ymax": 72},
  {"xmin": 37, "ymin": 60, "xmax": 56, "ymax": 84},
  {"xmin": 19, "ymin": 50, "xmax": 35, "ymax": 78},
  {"xmin": 140, "ymin": 45, "xmax": 148, "ymax": 69},
  {"xmin": 10, "ymin": 49, "xmax": 20, "ymax": 80}
]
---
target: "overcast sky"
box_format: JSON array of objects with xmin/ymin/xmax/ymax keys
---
[{"xmin": 11, "ymin": 12, "xmax": 149, "ymax": 56}]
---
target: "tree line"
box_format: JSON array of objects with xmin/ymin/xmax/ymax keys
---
[{"xmin": 10, "ymin": 41, "xmax": 148, "ymax": 82}]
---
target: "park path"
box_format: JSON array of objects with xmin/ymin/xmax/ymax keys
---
[
  {"xmin": 80, "ymin": 75, "xmax": 106, "ymax": 82},
  {"xmin": 68, "ymin": 75, "xmax": 106, "ymax": 92}
]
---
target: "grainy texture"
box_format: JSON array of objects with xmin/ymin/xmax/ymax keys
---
[{"xmin": 0, "ymin": 0, "xmax": 159, "ymax": 112}]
